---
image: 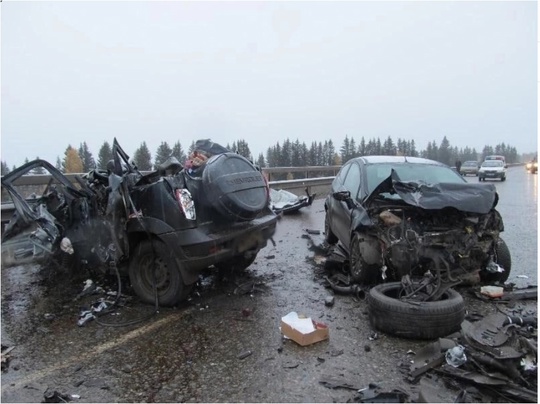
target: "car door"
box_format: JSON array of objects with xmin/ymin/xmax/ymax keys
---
[{"xmin": 332, "ymin": 161, "xmax": 362, "ymax": 250}]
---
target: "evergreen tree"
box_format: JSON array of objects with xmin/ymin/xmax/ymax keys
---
[
  {"xmin": 300, "ymin": 142, "xmax": 309, "ymax": 167},
  {"xmin": 359, "ymin": 137, "xmax": 366, "ymax": 156},
  {"xmin": 291, "ymin": 139, "xmax": 302, "ymax": 167},
  {"xmin": 78, "ymin": 142, "xmax": 95, "ymax": 172},
  {"xmin": 154, "ymin": 141, "xmax": 173, "ymax": 170},
  {"xmin": 1, "ymin": 161, "xmax": 10, "ymax": 175},
  {"xmin": 281, "ymin": 139, "xmax": 292, "ymax": 167},
  {"xmin": 317, "ymin": 142, "xmax": 323, "ymax": 166},
  {"xmin": 266, "ymin": 146, "xmax": 276, "ymax": 168},
  {"xmin": 56, "ymin": 157, "xmax": 63, "ymax": 172},
  {"xmin": 308, "ymin": 142, "xmax": 318, "ymax": 166},
  {"xmin": 133, "ymin": 142, "xmax": 153, "ymax": 171},
  {"xmin": 63, "ymin": 145, "xmax": 84, "ymax": 173},
  {"xmin": 382, "ymin": 136, "xmax": 396, "ymax": 155},
  {"xmin": 438, "ymin": 136, "xmax": 451, "ymax": 165},
  {"xmin": 340, "ymin": 135, "xmax": 351, "ymax": 163},
  {"xmin": 234, "ymin": 139, "xmax": 252, "ymax": 160},
  {"xmin": 257, "ymin": 153, "xmax": 266, "ymax": 168},
  {"xmin": 327, "ymin": 140, "xmax": 336, "ymax": 166},
  {"xmin": 97, "ymin": 141, "xmax": 113, "ymax": 170},
  {"xmin": 171, "ymin": 141, "xmax": 187, "ymax": 164},
  {"xmin": 410, "ymin": 140, "xmax": 418, "ymax": 157}
]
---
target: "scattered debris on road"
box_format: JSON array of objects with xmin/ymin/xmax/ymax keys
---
[
  {"xmin": 1, "ymin": 345, "xmax": 15, "ymax": 372},
  {"xmin": 269, "ymin": 188, "xmax": 315, "ymax": 215},
  {"xmin": 404, "ymin": 310, "xmax": 537, "ymax": 402}
]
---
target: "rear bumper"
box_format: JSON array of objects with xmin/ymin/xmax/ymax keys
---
[{"xmin": 158, "ymin": 213, "xmax": 278, "ymax": 273}]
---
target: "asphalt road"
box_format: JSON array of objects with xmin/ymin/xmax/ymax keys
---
[{"xmin": 1, "ymin": 166, "xmax": 537, "ymax": 403}]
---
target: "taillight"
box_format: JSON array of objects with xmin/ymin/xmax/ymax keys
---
[{"xmin": 175, "ymin": 189, "xmax": 196, "ymax": 220}]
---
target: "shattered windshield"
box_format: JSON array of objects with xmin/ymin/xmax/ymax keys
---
[{"xmin": 366, "ymin": 163, "xmax": 464, "ymax": 194}]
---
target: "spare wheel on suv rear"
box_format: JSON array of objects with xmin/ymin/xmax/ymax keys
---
[{"xmin": 203, "ymin": 153, "xmax": 268, "ymax": 221}]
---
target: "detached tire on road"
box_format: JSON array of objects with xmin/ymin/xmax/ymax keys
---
[
  {"xmin": 368, "ymin": 282, "xmax": 465, "ymax": 340},
  {"xmin": 129, "ymin": 239, "xmax": 192, "ymax": 306}
]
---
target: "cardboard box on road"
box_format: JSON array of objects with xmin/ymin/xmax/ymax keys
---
[{"xmin": 280, "ymin": 311, "xmax": 329, "ymax": 346}]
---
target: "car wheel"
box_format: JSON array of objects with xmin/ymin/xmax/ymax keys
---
[
  {"xmin": 368, "ymin": 282, "xmax": 465, "ymax": 340},
  {"xmin": 129, "ymin": 239, "xmax": 192, "ymax": 306},
  {"xmin": 214, "ymin": 251, "xmax": 258, "ymax": 272},
  {"xmin": 480, "ymin": 238, "xmax": 512, "ymax": 284},
  {"xmin": 501, "ymin": 176, "xmax": 506, "ymax": 182},
  {"xmin": 324, "ymin": 213, "xmax": 338, "ymax": 245},
  {"xmin": 349, "ymin": 233, "xmax": 378, "ymax": 284}
]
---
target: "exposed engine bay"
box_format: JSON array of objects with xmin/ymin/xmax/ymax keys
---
[
  {"xmin": 340, "ymin": 169, "xmax": 510, "ymax": 301},
  {"xmin": 370, "ymin": 204, "xmax": 504, "ymax": 285}
]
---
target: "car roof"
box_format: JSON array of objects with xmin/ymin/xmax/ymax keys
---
[
  {"xmin": 463, "ymin": 160, "xmax": 478, "ymax": 164},
  {"xmin": 348, "ymin": 155, "xmax": 446, "ymax": 166}
]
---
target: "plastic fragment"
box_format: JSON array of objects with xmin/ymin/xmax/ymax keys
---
[{"xmin": 445, "ymin": 345, "xmax": 467, "ymax": 367}]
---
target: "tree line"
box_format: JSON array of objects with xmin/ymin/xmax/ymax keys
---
[{"xmin": 0, "ymin": 135, "xmax": 522, "ymax": 176}]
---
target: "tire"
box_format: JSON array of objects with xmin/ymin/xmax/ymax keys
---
[
  {"xmin": 480, "ymin": 238, "xmax": 512, "ymax": 284},
  {"xmin": 368, "ymin": 282, "xmax": 465, "ymax": 340},
  {"xmin": 129, "ymin": 239, "xmax": 192, "ymax": 306},
  {"xmin": 202, "ymin": 153, "xmax": 268, "ymax": 221},
  {"xmin": 349, "ymin": 233, "xmax": 378, "ymax": 284},
  {"xmin": 214, "ymin": 251, "xmax": 258, "ymax": 272},
  {"xmin": 501, "ymin": 176, "xmax": 506, "ymax": 182},
  {"xmin": 324, "ymin": 213, "xmax": 338, "ymax": 245}
]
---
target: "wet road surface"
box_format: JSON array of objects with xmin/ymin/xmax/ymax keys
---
[{"xmin": 1, "ymin": 166, "xmax": 537, "ymax": 402}]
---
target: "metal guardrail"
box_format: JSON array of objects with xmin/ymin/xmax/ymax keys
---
[
  {"xmin": 0, "ymin": 163, "xmax": 526, "ymax": 219},
  {"xmin": 0, "ymin": 170, "xmax": 336, "ymax": 221}
]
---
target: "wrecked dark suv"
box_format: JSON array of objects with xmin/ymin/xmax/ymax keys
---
[
  {"xmin": 1, "ymin": 139, "xmax": 278, "ymax": 306},
  {"xmin": 324, "ymin": 156, "xmax": 512, "ymax": 339}
]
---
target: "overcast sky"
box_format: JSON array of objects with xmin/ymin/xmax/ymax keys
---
[{"xmin": 1, "ymin": 1, "xmax": 537, "ymax": 168}]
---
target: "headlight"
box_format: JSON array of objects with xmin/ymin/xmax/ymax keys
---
[
  {"xmin": 526, "ymin": 163, "xmax": 532, "ymax": 169},
  {"xmin": 535, "ymin": 163, "xmax": 538, "ymax": 168}
]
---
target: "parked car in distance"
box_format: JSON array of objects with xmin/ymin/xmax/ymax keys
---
[
  {"xmin": 459, "ymin": 160, "xmax": 480, "ymax": 176},
  {"xmin": 479, "ymin": 160, "xmax": 506, "ymax": 181},
  {"xmin": 484, "ymin": 155, "xmax": 507, "ymax": 168},
  {"xmin": 526, "ymin": 158, "xmax": 538, "ymax": 174},
  {"xmin": 1, "ymin": 139, "xmax": 278, "ymax": 306}
]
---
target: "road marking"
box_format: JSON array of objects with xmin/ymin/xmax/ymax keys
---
[{"xmin": 1, "ymin": 311, "xmax": 183, "ymax": 393}]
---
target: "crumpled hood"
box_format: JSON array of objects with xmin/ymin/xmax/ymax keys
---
[{"xmin": 365, "ymin": 169, "xmax": 498, "ymax": 214}]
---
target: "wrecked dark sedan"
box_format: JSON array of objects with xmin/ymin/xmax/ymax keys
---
[
  {"xmin": 1, "ymin": 139, "xmax": 278, "ymax": 306},
  {"xmin": 324, "ymin": 156, "xmax": 511, "ymax": 339}
]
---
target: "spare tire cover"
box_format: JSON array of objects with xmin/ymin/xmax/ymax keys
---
[{"xmin": 202, "ymin": 153, "xmax": 268, "ymax": 221}]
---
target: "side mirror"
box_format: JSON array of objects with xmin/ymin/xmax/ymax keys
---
[{"xmin": 333, "ymin": 190, "xmax": 351, "ymax": 201}]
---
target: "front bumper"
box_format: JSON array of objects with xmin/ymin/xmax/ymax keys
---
[{"xmin": 479, "ymin": 171, "xmax": 504, "ymax": 179}]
